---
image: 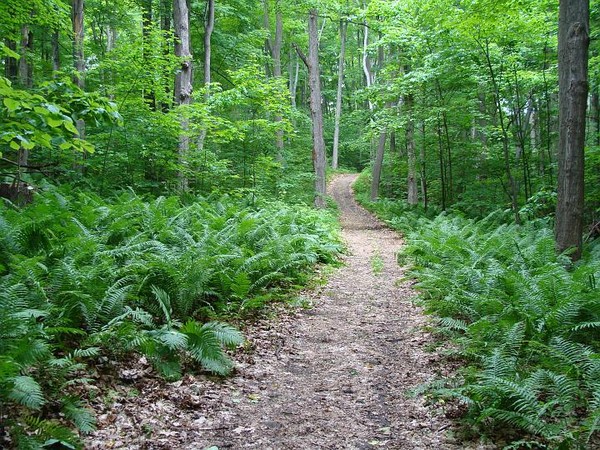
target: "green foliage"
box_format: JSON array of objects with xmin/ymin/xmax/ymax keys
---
[
  {"xmin": 0, "ymin": 187, "xmax": 342, "ymax": 447},
  {"xmin": 355, "ymin": 182, "xmax": 600, "ymax": 447}
]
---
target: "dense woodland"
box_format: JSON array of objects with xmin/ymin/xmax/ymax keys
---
[{"xmin": 1, "ymin": 0, "xmax": 599, "ymax": 448}]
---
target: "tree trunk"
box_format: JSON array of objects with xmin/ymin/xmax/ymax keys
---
[
  {"xmin": 289, "ymin": 48, "xmax": 299, "ymax": 109},
  {"xmin": 52, "ymin": 29, "xmax": 60, "ymax": 73},
  {"xmin": 273, "ymin": 1, "xmax": 284, "ymax": 162},
  {"xmin": 173, "ymin": 0, "xmax": 193, "ymax": 191},
  {"xmin": 406, "ymin": 94, "xmax": 418, "ymax": 205},
  {"xmin": 295, "ymin": 10, "xmax": 327, "ymax": 208},
  {"xmin": 332, "ymin": 19, "xmax": 347, "ymax": 170},
  {"xmin": 4, "ymin": 39, "xmax": 18, "ymax": 81},
  {"xmin": 72, "ymin": 0, "xmax": 86, "ymax": 168},
  {"xmin": 142, "ymin": 0, "xmax": 156, "ymax": 110},
  {"xmin": 160, "ymin": 0, "xmax": 172, "ymax": 112},
  {"xmin": 370, "ymin": 130, "xmax": 386, "ymax": 200},
  {"xmin": 197, "ymin": 0, "xmax": 214, "ymax": 152},
  {"xmin": 18, "ymin": 25, "xmax": 33, "ymax": 88},
  {"xmin": 420, "ymin": 121, "xmax": 428, "ymax": 210},
  {"xmin": 555, "ymin": 0, "xmax": 589, "ymax": 261}
]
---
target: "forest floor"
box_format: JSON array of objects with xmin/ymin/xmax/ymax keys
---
[{"xmin": 86, "ymin": 174, "xmax": 491, "ymax": 449}]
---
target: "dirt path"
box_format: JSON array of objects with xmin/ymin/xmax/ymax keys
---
[{"xmin": 87, "ymin": 174, "xmax": 466, "ymax": 449}]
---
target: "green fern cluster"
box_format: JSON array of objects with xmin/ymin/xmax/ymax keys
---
[
  {"xmin": 401, "ymin": 214, "xmax": 600, "ymax": 447},
  {"xmin": 353, "ymin": 176, "xmax": 600, "ymax": 448},
  {"xmin": 0, "ymin": 188, "xmax": 342, "ymax": 448}
]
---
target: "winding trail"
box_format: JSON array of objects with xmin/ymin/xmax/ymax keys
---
[{"xmin": 87, "ymin": 174, "xmax": 466, "ymax": 449}]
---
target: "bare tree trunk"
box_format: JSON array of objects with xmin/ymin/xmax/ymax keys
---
[
  {"xmin": 18, "ymin": 25, "xmax": 32, "ymax": 88},
  {"xmin": 406, "ymin": 94, "xmax": 418, "ymax": 205},
  {"xmin": 294, "ymin": 10, "xmax": 327, "ymax": 208},
  {"xmin": 370, "ymin": 130, "xmax": 386, "ymax": 200},
  {"xmin": 289, "ymin": 48, "xmax": 299, "ymax": 109},
  {"xmin": 362, "ymin": 23, "xmax": 374, "ymax": 111},
  {"xmin": 4, "ymin": 39, "xmax": 18, "ymax": 81},
  {"xmin": 51, "ymin": 29, "xmax": 60, "ymax": 73},
  {"xmin": 273, "ymin": 1, "xmax": 284, "ymax": 162},
  {"xmin": 160, "ymin": 0, "xmax": 172, "ymax": 112},
  {"xmin": 197, "ymin": 0, "xmax": 214, "ymax": 152},
  {"xmin": 420, "ymin": 121, "xmax": 428, "ymax": 210},
  {"xmin": 555, "ymin": 0, "xmax": 589, "ymax": 261},
  {"xmin": 332, "ymin": 19, "xmax": 347, "ymax": 170},
  {"xmin": 142, "ymin": 0, "xmax": 156, "ymax": 109},
  {"xmin": 72, "ymin": 0, "xmax": 86, "ymax": 168},
  {"xmin": 173, "ymin": 0, "xmax": 193, "ymax": 191}
]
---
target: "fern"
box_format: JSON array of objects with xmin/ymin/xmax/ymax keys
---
[{"xmin": 9, "ymin": 376, "xmax": 45, "ymax": 409}]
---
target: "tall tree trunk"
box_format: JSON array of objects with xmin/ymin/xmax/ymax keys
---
[
  {"xmin": 406, "ymin": 94, "xmax": 418, "ymax": 205},
  {"xmin": 173, "ymin": 0, "xmax": 193, "ymax": 191},
  {"xmin": 18, "ymin": 25, "xmax": 33, "ymax": 88},
  {"xmin": 555, "ymin": 0, "xmax": 589, "ymax": 261},
  {"xmin": 273, "ymin": 1, "xmax": 284, "ymax": 162},
  {"xmin": 142, "ymin": 0, "xmax": 156, "ymax": 110},
  {"xmin": 197, "ymin": 0, "xmax": 214, "ymax": 152},
  {"xmin": 52, "ymin": 29, "xmax": 60, "ymax": 73},
  {"xmin": 420, "ymin": 121, "xmax": 428, "ymax": 210},
  {"xmin": 72, "ymin": 0, "xmax": 86, "ymax": 167},
  {"xmin": 289, "ymin": 48, "xmax": 299, "ymax": 109},
  {"xmin": 4, "ymin": 39, "xmax": 18, "ymax": 81},
  {"xmin": 294, "ymin": 10, "xmax": 327, "ymax": 208},
  {"xmin": 332, "ymin": 19, "xmax": 347, "ymax": 170},
  {"xmin": 370, "ymin": 130, "xmax": 386, "ymax": 200},
  {"xmin": 160, "ymin": 0, "xmax": 172, "ymax": 112}
]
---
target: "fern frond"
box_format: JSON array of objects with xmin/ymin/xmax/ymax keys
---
[{"xmin": 9, "ymin": 375, "xmax": 45, "ymax": 409}]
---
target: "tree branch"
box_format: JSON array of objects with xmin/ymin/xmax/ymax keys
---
[{"xmin": 293, "ymin": 43, "xmax": 309, "ymax": 69}]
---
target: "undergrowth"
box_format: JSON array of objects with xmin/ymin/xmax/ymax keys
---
[
  {"xmin": 0, "ymin": 187, "xmax": 342, "ymax": 448},
  {"xmin": 354, "ymin": 171, "xmax": 600, "ymax": 449}
]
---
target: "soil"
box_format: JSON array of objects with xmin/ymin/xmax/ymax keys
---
[{"xmin": 85, "ymin": 174, "xmax": 491, "ymax": 449}]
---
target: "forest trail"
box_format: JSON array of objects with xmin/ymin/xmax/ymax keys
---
[{"xmin": 87, "ymin": 174, "xmax": 467, "ymax": 449}]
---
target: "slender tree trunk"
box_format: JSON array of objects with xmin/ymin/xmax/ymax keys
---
[
  {"xmin": 289, "ymin": 48, "xmax": 299, "ymax": 109},
  {"xmin": 370, "ymin": 130, "xmax": 387, "ymax": 200},
  {"xmin": 406, "ymin": 94, "xmax": 418, "ymax": 205},
  {"xmin": 555, "ymin": 0, "xmax": 589, "ymax": 261},
  {"xmin": 142, "ymin": 0, "xmax": 156, "ymax": 109},
  {"xmin": 420, "ymin": 121, "xmax": 428, "ymax": 210},
  {"xmin": 72, "ymin": 0, "xmax": 86, "ymax": 168},
  {"xmin": 197, "ymin": 0, "xmax": 214, "ymax": 152},
  {"xmin": 18, "ymin": 25, "xmax": 32, "ymax": 88},
  {"xmin": 173, "ymin": 0, "xmax": 193, "ymax": 191},
  {"xmin": 51, "ymin": 29, "xmax": 60, "ymax": 73},
  {"xmin": 480, "ymin": 39, "xmax": 520, "ymax": 222},
  {"xmin": 294, "ymin": 10, "xmax": 327, "ymax": 208},
  {"xmin": 160, "ymin": 0, "xmax": 172, "ymax": 112},
  {"xmin": 4, "ymin": 40, "xmax": 18, "ymax": 81},
  {"xmin": 273, "ymin": 1, "xmax": 284, "ymax": 162},
  {"xmin": 332, "ymin": 19, "xmax": 347, "ymax": 170}
]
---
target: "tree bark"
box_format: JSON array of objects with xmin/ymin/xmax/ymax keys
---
[
  {"xmin": 72, "ymin": 0, "xmax": 86, "ymax": 168},
  {"xmin": 370, "ymin": 130, "xmax": 386, "ymax": 200},
  {"xmin": 173, "ymin": 0, "xmax": 193, "ymax": 191},
  {"xmin": 18, "ymin": 25, "xmax": 33, "ymax": 88},
  {"xmin": 294, "ymin": 10, "xmax": 327, "ymax": 208},
  {"xmin": 273, "ymin": 1, "xmax": 284, "ymax": 162},
  {"xmin": 406, "ymin": 94, "xmax": 418, "ymax": 205},
  {"xmin": 332, "ymin": 19, "xmax": 347, "ymax": 170},
  {"xmin": 52, "ymin": 29, "xmax": 60, "ymax": 73},
  {"xmin": 197, "ymin": 0, "xmax": 214, "ymax": 152},
  {"xmin": 142, "ymin": 0, "xmax": 156, "ymax": 110},
  {"xmin": 555, "ymin": 0, "xmax": 589, "ymax": 261}
]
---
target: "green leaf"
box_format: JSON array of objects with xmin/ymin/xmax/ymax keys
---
[
  {"xmin": 63, "ymin": 120, "xmax": 79, "ymax": 135},
  {"xmin": 3, "ymin": 97, "xmax": 20, "ymax": 112},
  {"xmin": 47, "ymin": 117, "xmax": 63, "ymax": 128}
]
